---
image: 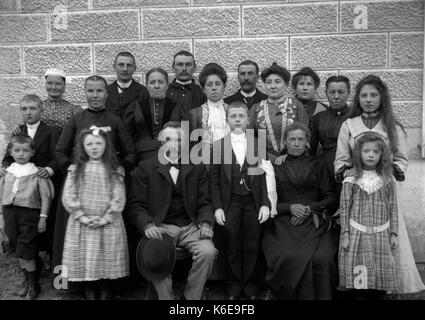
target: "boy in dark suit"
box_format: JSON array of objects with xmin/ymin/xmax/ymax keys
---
[
  {"xmin": 1, "ymin": 94, "xmax": 59, "ymax": 271},
  {"xmin": 210, "ymin": 101, "xmax": 270, "ymax": 300}
]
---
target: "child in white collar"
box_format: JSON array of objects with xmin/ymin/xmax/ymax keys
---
[
  {"xmin": 0, "ymin": 135, "xmax": 54, "ymax": 299},
  {"xmin": 337, "ymin": 132, "xmax": 399, "ymax": 299}
]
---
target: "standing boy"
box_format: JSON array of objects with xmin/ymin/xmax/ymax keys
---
[
  {"xmin": 1, "ymin": 94, "xmax": 59, "ymax": 272},
  {"xmin": 210, "ymin": 101, "xmax": 270, "ymax": 300}
]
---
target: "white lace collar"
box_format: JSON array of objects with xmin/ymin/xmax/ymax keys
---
[{"xmin": 344, "ymin": 170, "xmax": 385, "ymax": 195}]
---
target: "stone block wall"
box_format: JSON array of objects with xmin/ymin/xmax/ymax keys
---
[{"xmin": 0, "ymin": 0, "xmax": 424, "ymax": 262}]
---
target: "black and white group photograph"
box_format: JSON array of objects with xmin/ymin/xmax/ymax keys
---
[{"xmin": 0, "ymin": 0, "xmax": 424, "ymax": 314}]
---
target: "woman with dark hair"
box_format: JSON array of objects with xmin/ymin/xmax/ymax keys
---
[
  {"xmin": 335, "ymin": 75, "xmax": 407, "ymax": 181},
  {"xmin": 334, "ymin": 74, "xmax": 424, "ymax": 294},
  {"xmin": 186, "ymin": 63, "xmax": 230, "ymax": 153},
  {"xmin": 124, "ymin": 67, "xmax": 177, "ymax": 161},
  {"xmin": 292, "ymin": 67, "xmax": 326, "ymax": 122},
  {"xmin": 262, "ymin": 122, "xmax": 338, "ymax": 300},
  {"xmin": 249, "ymin": 63, "xmax": 308, "ymax": 163}
]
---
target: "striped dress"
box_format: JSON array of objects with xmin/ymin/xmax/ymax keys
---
[
  {"xmin": 61, "ymin": 161, "xmax": 129, "ymax": 282},
  {"xmin": 338, "ymin": 170, "xmax": 398, "ymax": 293}
]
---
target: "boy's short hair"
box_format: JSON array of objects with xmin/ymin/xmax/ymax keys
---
[
  {"xmin": 20, "ymin": 94, "xmax": 42, "ymax": 109},
  {"xmin": 7, "ymin": 134, "xmax": 35, "ymax": 151},
  {"xmin": 226, "ymin": 101, "xmax": 249, "ymax": 117}
]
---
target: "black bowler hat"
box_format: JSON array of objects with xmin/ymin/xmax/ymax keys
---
[{"xmin": 136, "ymin": 234, "xmax": 176, "ymax": 281}]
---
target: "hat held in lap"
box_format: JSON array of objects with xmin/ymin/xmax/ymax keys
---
[{"xmin": 136, "ymin": 234, "xmax": 176, "ymax": 281}]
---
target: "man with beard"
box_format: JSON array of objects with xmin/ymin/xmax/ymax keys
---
[
  {"xmin": 224, "ymin": 60, "xmax": 267, "ymax": 110},
  {"xmin": 106, "ymin": 52, "xmax": 150, "ymax": 119}
]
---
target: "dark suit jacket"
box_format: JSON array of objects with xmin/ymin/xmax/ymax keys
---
[
  {"xmin": 2, "ymin": 121, "xmax": 59, "ymax": 173},
  {"xmin": 224, "ymin": 89, "xmax": 268, "ymax": 110},
  {"xmin": 123, "ymin": 96, "xmax": 177, "ymax": 155},
  {"xmin": 128, "ymin": 156, "xmax": 214, "ymax": 234},
  {"xmin": 210, "ymin": 133, "xmax": 270, "ymax": 213},
  {"xmin": 105, "ymin": 79, "xmax": 150, "ymax": 119}
]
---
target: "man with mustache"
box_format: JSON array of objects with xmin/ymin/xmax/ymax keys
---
[
  {"xmin": 166, "ymin": 50, "xmax": 206, "ymax": 120},
  {"xmin": 224, "ymin": 60, "xmax": 267, "ymax": 110},
  {"xmin": 105, "ymin": 51, "xmax": 150, "ymax": 119}
]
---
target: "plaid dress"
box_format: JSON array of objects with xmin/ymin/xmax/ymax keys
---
[
  {"xmin": 338, "ymin": 170, "xmax": 398, "ymax": 292},
  {"xmin": 62, "ymin": 161, "xmax": 129, "ymax": 282}
]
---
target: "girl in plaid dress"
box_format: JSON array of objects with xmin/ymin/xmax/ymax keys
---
[
  {"xmin": 62, "ymin": 128, "xmax": 129, "ymax": 300},
  {"xmin": 338, "ymin": 133, "xmax": 399, "ymax": 298}
]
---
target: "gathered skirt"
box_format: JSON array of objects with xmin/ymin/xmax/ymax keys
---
[{"xmin": 62, "ymin": 214, "xmax": 129, "ymax": 282}]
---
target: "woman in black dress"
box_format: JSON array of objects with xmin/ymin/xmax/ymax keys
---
[
  {"xmin": 262, "ymin": 122, "xmax": 338, "ymax": 300},
  {"xmin": 124, "ymin": 67, "xmax": 177, "ymax": 162}
]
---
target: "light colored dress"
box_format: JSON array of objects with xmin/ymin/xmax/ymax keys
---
[
  {"xmin": 61, "ymin": 160, "xmax": 129, "ymax": 282},
  {"xmin": 338, "ymin": 170, "xmax": 398, "ymax": 292}
]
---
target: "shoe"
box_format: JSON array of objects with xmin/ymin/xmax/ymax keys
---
[
  {"xmin": 248, "ymin": 295, "xmax": 256, "ymax": 300},
  {"xmin": 18, "ymin": 270, "xmax": 29, "ymax": 297},
  {"xmin": 26, "ymin": 271, "xmax": 40, "ymax": 300},
  {"xmin": 228, "ymin": 295, "xmax": 237, "ymax": 300}
]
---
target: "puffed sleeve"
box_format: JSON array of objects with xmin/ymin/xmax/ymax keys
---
[
  {"xmin": 103, "ymin": 167, "xmax": 126, "ymax": 223},
  {"xmin": 259, "ymin": 159, "xmax": 277, "ymax": 216},
  {"xmin": 61, "ymin": 165, "xmax": 85, "ymax": 220},
  {"xmin": 38, "ymin": 177, "xmax": 54, "ymax": 217},
  {"xmin": 334, "ymin": 120, "xmax": 352, "ymax": 176}
]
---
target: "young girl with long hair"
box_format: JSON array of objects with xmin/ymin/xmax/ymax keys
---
[
  {"xmin": 61, "ymin": 127, "xmax": 129, "ymax": 300},
  {"xmin": 335, "ymin": 75, "xmax": 424, "ymax": 294},
  {"xmin": 338, "ymin": 133, "xmax": 398, "ymax": 298}
]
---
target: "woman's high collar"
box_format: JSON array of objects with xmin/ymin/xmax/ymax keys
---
[
  {"xmin": 207, "ymin": 99, "xmax": 225, "ymax": 108},
  {"xmin": 267, "ymin": 95, "xmax": 286, "ymax": 105}
]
